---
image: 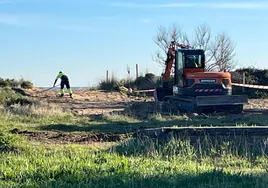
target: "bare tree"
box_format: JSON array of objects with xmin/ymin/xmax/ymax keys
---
[
  {"xmin": 152, "ymin": 23, "xmax": 236, "ymax": 72},
  {"xmin": 152, "ymin": 23, "xmax": 189, "ymax": 67},
  {"xmin": 193, "ymin": 23, "xmax": 211, "ymax": 51},
  {"xmin": 206, "ymin": 32, "xmax": 236, "ymax": 72}
]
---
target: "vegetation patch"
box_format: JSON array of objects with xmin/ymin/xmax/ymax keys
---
[
  {"xmin": 0, "ymin": 87, "xmax": 24, "ymax": 106},
  {"xmin": 0, "ymin": 77, "xmax": 33, "ymax": 89},
  {"xmin": 97, "ymin": 67, "xmax": 268, "ymax": 99},
  {"xmin": 0, "ymin": 138, "xmax": 268, "ymax": 187},
  {"xmin": 9, "ymin": 128, "xmax": 127, "ymax": 144},
  {"xmin": 96, "ymin": 73, "xmax": 162, "ymax": 93},
  {"xmin": 1, "ymin": 76, "xmax": 268, "ymax": 187},
  {"xmin": 231, "ymin": 68, "xmax": 268, "ymax": 98},
  {"xmin": 0, "ymin": 132, "xmax": 25, "ymax": 153}
]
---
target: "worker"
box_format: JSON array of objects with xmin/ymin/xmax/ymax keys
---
[
  {"xmin": 186, "ymin": 57, "xmax": 199, "ymax": 68},
  {"xmin": 53, "ymin": 71, "xmax": 73, "ymax": 98}
]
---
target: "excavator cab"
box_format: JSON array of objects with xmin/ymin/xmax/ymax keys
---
[
  {"xmin": 172, "ymin": 48, "xmax": 235, "ymax": 97},
  {"xmin": 175, "ymin": 49, "xmax": 205, "ymax": 88},
  {"xmin": 178, "ymin": 49, "xmax": 205, "ymax": 69}
]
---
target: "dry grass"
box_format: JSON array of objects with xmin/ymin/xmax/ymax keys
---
[{"xmin": 5, "ymin": 101, "xmax": 70, "ymax": 118}]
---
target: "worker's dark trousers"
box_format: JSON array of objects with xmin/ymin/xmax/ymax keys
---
[{"xmin": 60, "ymin": 79, "xmax": 72, "ymax": 95}]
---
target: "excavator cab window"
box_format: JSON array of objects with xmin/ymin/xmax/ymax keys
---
[
  {"xmin": 178, "ymin": 49, "xmax": 205, "ymax": 69},
  {"xmin": 176, "ymin": 51, "xmax": 184, "ymax": 86},
  {"xmin": 185, "ymin": 55, "xmax": 202, "ymax": 68}
]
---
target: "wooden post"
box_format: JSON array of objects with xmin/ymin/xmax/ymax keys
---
[
  {"xmin": 106, "ymin": 70, "xmax": 109, "ymax": 82},
  {"xmin": 242, "ymin": 72, "xmax": 245, "ymax": 92},
  {"xmin": 136, "ymin": 64, "xmax": 139, "ymax": 79},
  {"xmin": 127, "ymin": 65, "xmax": 131, "ymax": 89}
]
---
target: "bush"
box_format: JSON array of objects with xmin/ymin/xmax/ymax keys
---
[
  {"xmin": 0, "ymin": 77, "xmax": 33, "ymax": 89},
  {"xmin": 0, "ymin": 78, "xmax": 8, "ymax": 87},
  {"xmin": 98, "ymin": 77, "xmax": 120, "ymax": 91},
  {"xmin": 96, "ymin": 73, "xmax": 167, "ymax": 92},
  {"xmin": 254, "ymin": 91, "xmax": 268, "ymax": 99},
  {"xmin": 231, "ymin": 67, "xmax": 268, "ymax": 99},
  {"xmin": 120, "ymin": 78, "xmax": 136, "ymax": 89},
  {"xmin": 0, "ymin": 88, "xmax": 23, "ymax": 106},
  {"xmin": 5, "ymin": 78, "xmax": 20, "ymax": 87},
  {"xmin": 20, "ymin": 80, "xmax": 33, "ymax": 89}
]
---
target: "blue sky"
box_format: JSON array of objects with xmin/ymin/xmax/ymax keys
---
[{"xmin": 0, "ymin": 0, "xmax": 268, "ymax": 87}]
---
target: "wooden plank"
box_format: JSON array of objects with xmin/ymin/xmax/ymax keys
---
[{"xmin": 137, "ymin": 126, "xmax": 268, "ymax": 137}]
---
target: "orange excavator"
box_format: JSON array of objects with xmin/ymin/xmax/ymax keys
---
[{"xmin": 154, "ymin": 41, "xmax": 248, "ymax": 113}]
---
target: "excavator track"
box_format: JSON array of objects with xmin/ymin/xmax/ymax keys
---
[
  {"xmin": 153, "ymin": 86, "xmax": 246, "ymax": 114},
  {"xmin": 164, "ymin": 95, "xmax": 196, "ymax": 113}
]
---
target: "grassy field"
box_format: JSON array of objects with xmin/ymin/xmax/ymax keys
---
[{"xmin": 1, "ymin": 88, "xmax": 268, "ymax": 187}]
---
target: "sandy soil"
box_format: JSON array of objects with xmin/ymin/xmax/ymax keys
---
[
  {"xmin": 12, "ymin": 87, "xmax": 267, "ymax": 144},
  {"xmin": 244, "ymin": 99, "xmax": 268, "ymax": 110},
  {"xmin": 25, "ymin": 87, "xmax": 268, "ymax": 117},
  {"xmin": 27, "ymin": 88, "xmax": 152, "ymax": 116}
]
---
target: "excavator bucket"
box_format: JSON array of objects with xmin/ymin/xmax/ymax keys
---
[{"xmin": 196, "ymin": 95, "xmax": 248, "ymax": 107}]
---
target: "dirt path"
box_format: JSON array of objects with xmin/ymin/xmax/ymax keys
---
[
  {"xmin": 26, "ymin": 87, "xmax": 268, "ymax": 117},
  {"xmin": 9, "ymin": 128, "xmax": 128, "ymax": 144},
  {"xmin": 12, "ymin": 87, "xmax": 268, "ymax": 144},
  {"xmin": 27, "ymin": 88, "xmax": 152, "ymax": 116}
]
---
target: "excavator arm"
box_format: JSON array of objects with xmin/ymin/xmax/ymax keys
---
[{"xmin": 162, "ymin": 41, "xmax": 190, "ymax": 84}]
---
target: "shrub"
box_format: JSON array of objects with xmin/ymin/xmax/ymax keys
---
[
  {"xmin": 97, "ymin": 72, "xmax": 164, "ymax": 91},
  {"xmin": 0, "ymin": 77, "xmax": 33, "ymax": 89},
  {"xmin": 254, "ymin": 91, "xmax": 268, "ymax": 99},
  {"xmin": 134, "ymin": 74, "xmax": 158, "ymax": 90},
  {"xmin": 0, "ymin": 88, "xmax": 23, "ymax": 106},
  {"xmin": 231, "ymin": 67, "xmax": 268, "ymax": 98},
  {"xmin": 98, "ymin": 77, "xmax": 120, "ymax": 91},
  {"xmin": 5, "ymin": 78, "xmax": 20, "ymax": 87},
  {"xmin": 21, "ymin": 80, "xmax": 33, "ymax": 89},
  {"xmin": 0, "ymin": 78, "xmax": 8, "ymax": 87}
]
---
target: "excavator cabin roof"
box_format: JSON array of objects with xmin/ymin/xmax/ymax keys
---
[{"xmin": 177, "ymin": 48, "xmax": 204, "ymax": 53}]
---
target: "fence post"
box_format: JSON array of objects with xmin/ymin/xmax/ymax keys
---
[
  {"xmin": 127, "ymin": 65, "xmax": 131, "ymax": 89},
  {"xmin": 136, "ymin": 64, "xmax": 139, "ymax": 79},
  {"xmin": 242, "ymin": 72, "xmax": 245, "ymax": 92},
  {"xmin": 106, "ymin": 70, "xmax": 109, "ymax": 82}
]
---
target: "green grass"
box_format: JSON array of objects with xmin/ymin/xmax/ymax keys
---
[
  {"xmin": 1, "ymin": 86, "xmax": 267, "ymax": 134},
  {"xmin": 1, "ymin": 91, "xmax": 268, "ymax": 187},
  {"xmin": 1, "ymin": 135, "xmax": 268, "ymax": 188},
  {"xmin": 2, "ymin": 104, "xmax": 268, "ymax": 134},
  {"xmin": 0, "ymin": 103, "xmax": 75, "ymax": 132}
]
